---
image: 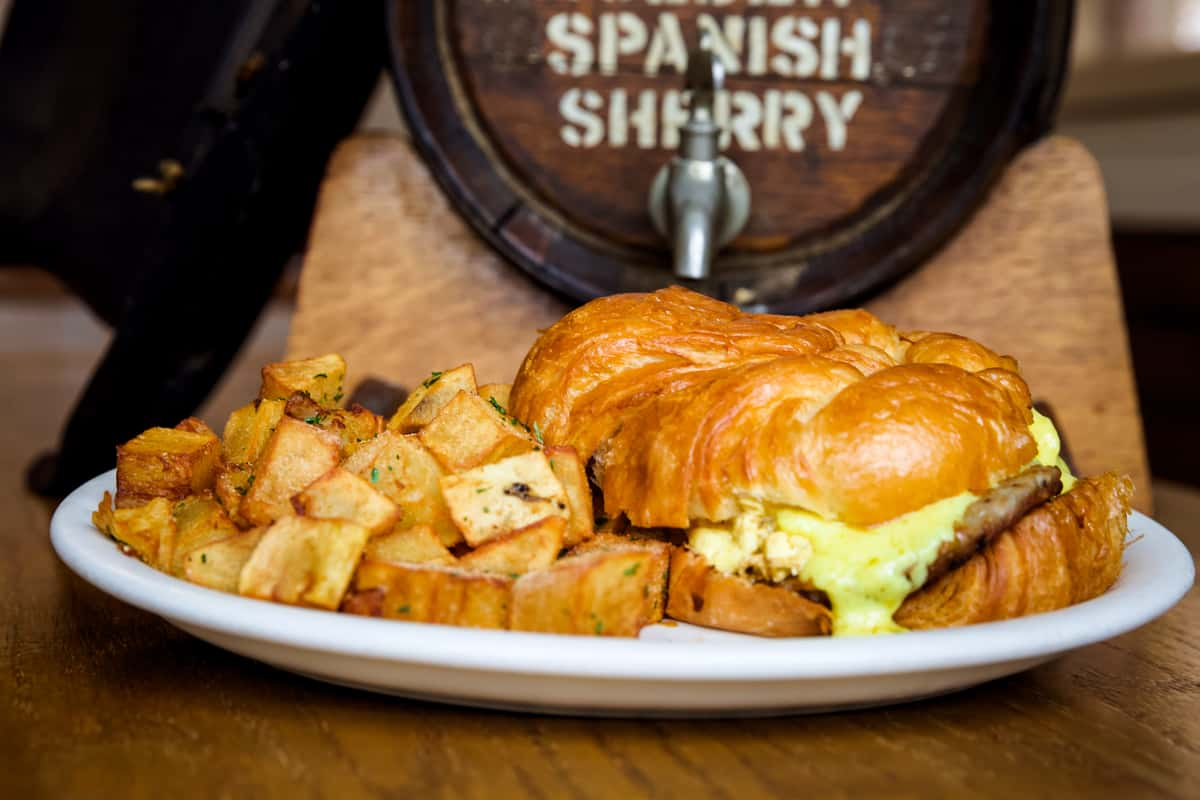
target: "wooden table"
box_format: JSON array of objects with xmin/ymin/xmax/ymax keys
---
[{"xmin": 3, "ymin": 295, "xmax": 1198, "ymax": 798}]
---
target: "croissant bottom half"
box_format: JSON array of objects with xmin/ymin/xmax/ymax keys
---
[{"xmin": 894, "ymin": 472, "xmax": 1132, "ymax": 629}]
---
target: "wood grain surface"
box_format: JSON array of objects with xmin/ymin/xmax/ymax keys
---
[
  {"xmin": 289, "ymin": 133, "xmax": 1150, "ymax": 508},
  {"xmin": 3, "ymin": 294, "xmax": 1197, "ymax": 799},
  {"xmin": 451, "ymin": 0, "xmax": 980, "ymax": 246},
  {"xmin": 391, "ymin": 1, "xmax": 1071, "ymax": 310}
]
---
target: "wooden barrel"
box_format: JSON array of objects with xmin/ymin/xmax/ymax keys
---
[{"xmin": 389, "ymin": 1, "xmax": 1072, "ymax": 312}]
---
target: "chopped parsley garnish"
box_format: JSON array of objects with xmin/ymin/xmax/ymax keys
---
[
  {"xmin": 624, "ymin": 562, "xmax": 641, "ymax": 577},
  {"xmin": 475, "ymin": 487, "xmax": 487, "ymax": 494},
  {"xmin": 304, "ymin": 414, "xmax": 324, "ymax": 425},
  {"xmin": 370, "ymin": 467, "xmax": 380, "ymax": 483},
  {"xmin": 235, "ymin": 475, "xmax": 255, "ymax": 496},
  {"xmin": 200, "ymin": 553, "xmax": 207, "ymax": 564},
  {"xmin": 421, "ymin": 371, "xmax": 444, "ymax": 389},
  {"xmin": 333, "ymin": 391, "xmax": 344, "ymax": 403},
  {"xmin": 396, "ymin": 604, "xmax": 411, "ymax": 614},
  {"xmin": 594, "ymin": 620, "xmax": 604, "ymax": 635},
  {"xmin": 488, "ymin": 396, "xmax": 507, "ymax": 415},
  {"xmin": 313, "ymin": 372, "xmax": 328, "ymax": 378},
  {"xmin": 532, "ymin": 421, "xmax": 544, "ymax": 445}
]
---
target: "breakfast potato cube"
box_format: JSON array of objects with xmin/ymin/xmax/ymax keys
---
[
  {"xmin": 386, "ymin": 363, "xmax": 476, "ymax": 433},
  {"xmin": 213, "ymin": 463, "xmax": 254, "ymax": 526},
  {"xmin": 544, "ymin": 445, "xmax": 594, "ymax": 547},
  {"xmin": 567, "ymin": 533, "xmax": 671, "ymax": 623},
  {"xmin": 364, "ymin": 525, "xmax": 456, "ymax": 566},
  {"xmin": 343, "ymin": 559, "xmax": 511, "ymax": 629},
  {"xmin": 240, "ymin": 417, "xmax": 341, "ymax": 527},
  {"xmin": 174, "ymin": 417, "xmax": 216, "ymax": 437},
  {"xmin": 440, "ymin": 451, "xmax": 569, "ymax": 546},
  {"xmin": 340, "ymin": 431, "xmax": 461, "ymax": 546},
  {"xmin": 182, "ymin": 527, "xmax": 266, "ymax": 593},
  {"xmin": 510, "ymin": 548, "xmax": 668, "ymax": 636},
  {"xmin": 93, "ymin": 492, "xmax": 176, "ymax": 571},
  {"xmin": 238, "ymin": 516, "xmax": 369, "ymax": 609},
  {"xmin": 458, "ymin": 516, "xmax": 565, "ymax": 576},
  {"xmin": 221, "ymin": 399, "xmax": 286, "ymax": 464},
  {"xmin": 115, "ymin": 426, "xmax": 220, "ymax": 509},
  {"xmin": 284, "ymin": 393, "xmax": 382, "ymax": 456},
  {"xmin": 478, "ymin": 383, "xmax": 512, "ymax": 412},
  {"xmin": 418, "ymin": 390, "xmax": 537, "ymax": 472},
  {"xmin": 170, "ymin": 494, "xmax": 240, "ymax": 575},
  {"xmin": 259, "ymin": 353, "xmax": 346, "ymax": 407},
  {"xmin": 291, "ymin": 467, "xmax": 400, "ymax": 537}
]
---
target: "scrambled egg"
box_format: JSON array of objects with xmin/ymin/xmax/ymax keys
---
[{"xmin": 687, "ymin": 410, "xmax": 1073, "ymax": 636}]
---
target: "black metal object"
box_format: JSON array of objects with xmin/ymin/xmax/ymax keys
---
[{"xmin": 1, "ymin": 1, "xmax": 386, "ymax": 496}]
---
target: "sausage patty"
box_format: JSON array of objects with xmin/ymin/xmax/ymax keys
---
[{"xmin": 922, "ymin": 465, "xmax": 1063, "ymax": 585}]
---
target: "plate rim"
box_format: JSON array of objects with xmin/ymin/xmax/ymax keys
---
[{"xmin": 51, "ymin": 470, "xmax": 1195, "ymax": 683}]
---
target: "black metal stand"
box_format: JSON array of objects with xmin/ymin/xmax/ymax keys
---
[{"xmin": 0, "ymin": 1, "xmax": 386, "ymax": 496}]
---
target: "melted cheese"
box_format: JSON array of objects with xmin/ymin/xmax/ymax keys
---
[{"xmin": 687, "ymin": 410, "xmax": 1074, "ymax": 637}]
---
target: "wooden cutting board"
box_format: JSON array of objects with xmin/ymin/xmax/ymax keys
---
[{"xmin": 288, "ymin": 133, "xmax": 1151, "ymax": 510}]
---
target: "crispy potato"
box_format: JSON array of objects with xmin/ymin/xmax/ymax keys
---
[
  {"xmin": 284, "ymin": 393, "xmax": 382, "ymax": 456},
  {"xmin": 478, "ymin": 383, "xmax": 512, "ymax": 412},
  {"xmin": 364, "ymin": 525, "xmax": 456, "ymax": 566},
  {"xmin": 221, "ymin": 399, "xmax": 286, "ymax": 464},
  {"xmin": 440, "ymin": 451, "xmax": 569, "ymax": 547},
  {"xmin": 170, "ymin": 494, "xmax": 240, "ymax": 575},
  {"xmin": 115, "ymin": 427, "xmax": 220, "ymax": 509},
  {"xmin": 259, "ymin": 353, "xmax": 346, "ymax": 407},
  {"xmin": 240, "ymin": 417, "xmax": 341, "ymax": 527},
  {"xmin": 343, "ymin": 559, "xmax": 511, "ymax": 628},
  {"xmin": 93, "ymin": 492, "xmax": 176, "ymax": 571},
  {"xmin": 213, "ymin": 463, "xmax": 254, "ymax": 526},
  {"xmin": 182, "ymin": 527, "xmax": 266, "ymax": 593},
  {"xmin": 175, "ymin": 417, "xmax": 216, "ymax": 437},
  {"xmin": 544, "ymin": 445, "xmax": 594, "ymax": 547},
  {"xmin": 458, "ymin": 516, "xmax": 565, "ymax": 576},
  {"xmin": 567, "ymin": 533, "xmax": 671, "ymax": 623},
  {"xmin": 418, "ymin": 390, "xmax": 538, "ymax": 472},
  {"xmin": 510, "ymin": 547, "xmax": 669, "ymax": 636},
  {"xmin": 292, "ymin": 466, "xmax": 400, "ymax": 537},
  {"xmin": 386, "ymin": 363, "xmax": 476, "ymax": 433},
  {"xmin": 340, "ymin": 431, "xmax": 461, "ymax": 547},
  {"xmin": 238, "ymin": 516, "xmax": 369, "ymax": 609}
]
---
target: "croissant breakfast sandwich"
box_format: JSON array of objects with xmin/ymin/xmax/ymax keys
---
[{"xmin": 509, "ymin": 287, "xmax": 1133, "ymax": 637}]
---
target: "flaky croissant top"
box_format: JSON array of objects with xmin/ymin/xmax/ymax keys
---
[{"xmin": 510, "ymin": 287, "xmax": 1039, "ymax": 528}]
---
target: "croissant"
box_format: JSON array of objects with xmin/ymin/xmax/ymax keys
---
[{"xmin": 510, "ymin": 287, "xmax": 1132, "ymax": 636}]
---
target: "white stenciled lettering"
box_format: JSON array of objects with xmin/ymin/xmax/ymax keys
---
[
  {"xmin": 629, "ymin": 89, "xmax": 658, "ymax": 148},
  {"xmin": 816, "ymin": 89, "xmax": 862, "ymax": 150},
  {"xmin": 660, "ymin": 89, "xmax": 688, "ymax": 149},
  {"xmin": 729, "ymin": 90, "xmax": 763, "ymax": 150},
  {"xmin": 546, "ymin": 12, "xmax": 594, "ymax": 76},
  {"xmin": 559, "ymin": 88, "xmax": 604, "ymax": 147},
  {"xmin": 598, "ymin": 12, "xmax": 648, "ymax": 76},
  {"xmin": 745, "ymin": 16, "xmax": 768, "ymax": 75},
  {"xmin": 770, "ymin": 16, "xmax": 819, "ymax": 77},
  {"xmin": 644, "ymin": 13, "xmax": 688, "ymax": 75},
  {"xmin": 782, "ymin": 91, "xmax": 814, "ymax": 150},
  {"xmin": 843, "ymin": 18, "xmax": 872, "ymax": 80},
  {"xmin": 696, "ymin": 14, "xmax": 743, "ymax": 74}
]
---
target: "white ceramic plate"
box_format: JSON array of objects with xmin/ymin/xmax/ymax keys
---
[{"xmin": 51, "ymin": 470, "xmax": 1194, "ymax": 717}]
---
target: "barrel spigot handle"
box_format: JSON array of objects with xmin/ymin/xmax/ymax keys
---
[{"xmin": 649, "ymin": 42, "xmax": 751, "ymax": 281}]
